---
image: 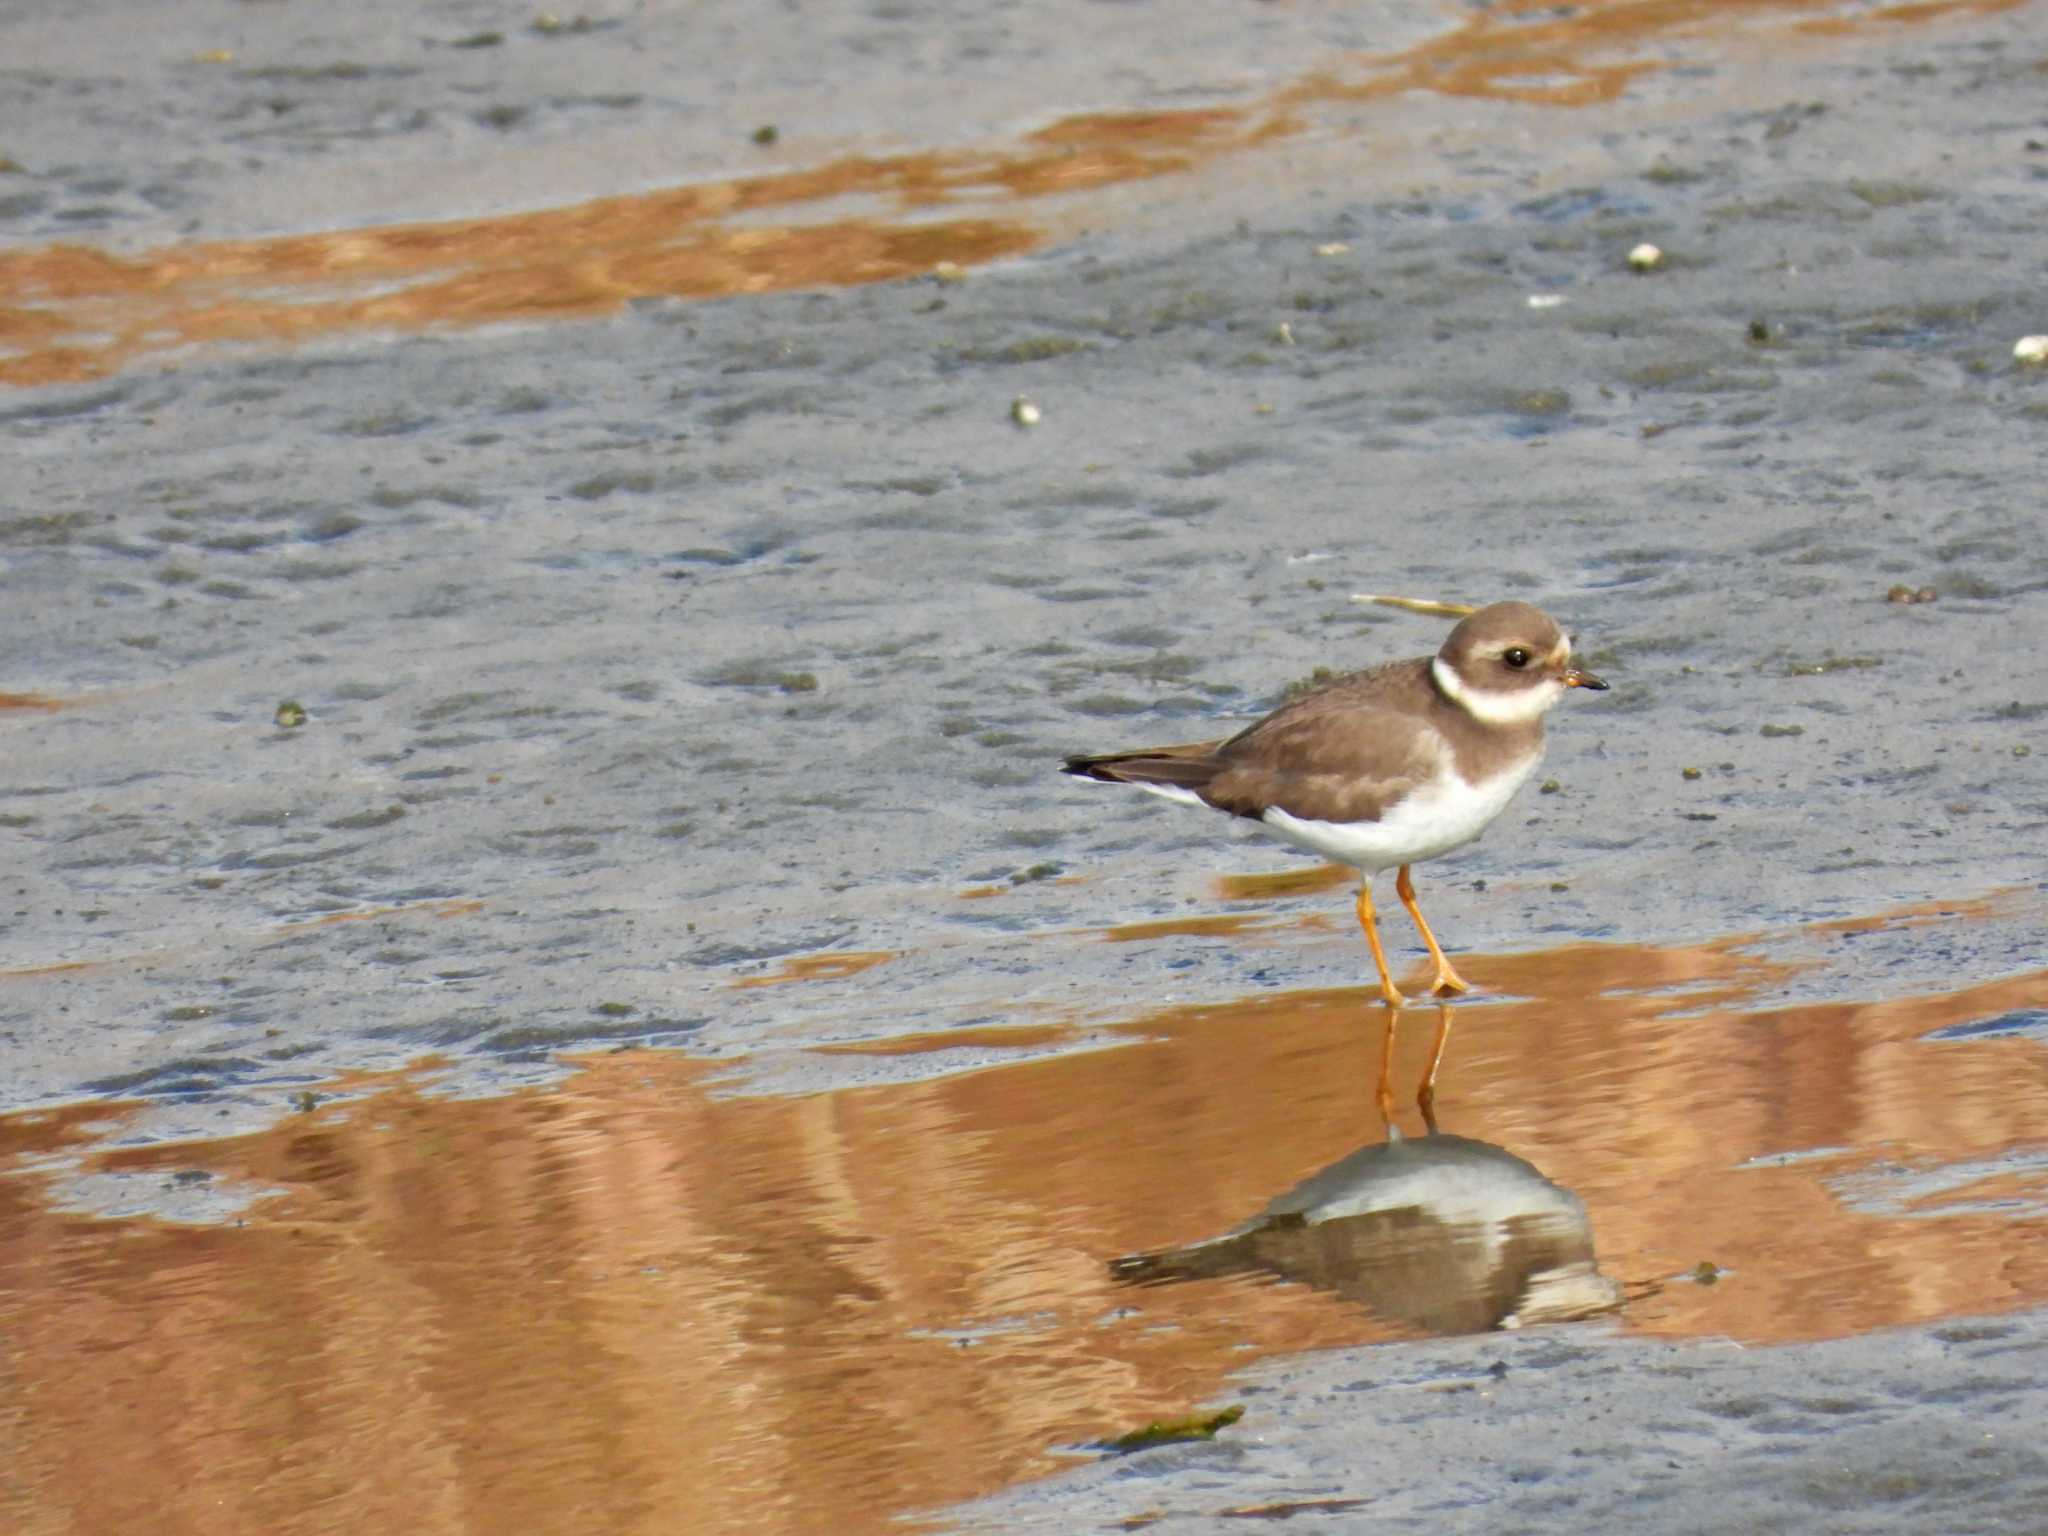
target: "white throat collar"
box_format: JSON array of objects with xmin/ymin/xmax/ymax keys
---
[{"xmin": 1432, "ymin": 655, "xmax": 1564, "ymax": 726}]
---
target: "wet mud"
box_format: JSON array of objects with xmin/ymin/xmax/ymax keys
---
[{"xmin": 0, "ymin": 0, "xmax": 2027, "ymax": 387}]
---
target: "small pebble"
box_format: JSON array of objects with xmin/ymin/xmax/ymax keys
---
[
  {"xmin": 1314, "ymin": 242, "xmax": 1351, "ymax": 257},
  {"xmin": 1527, "ymin": 294, "xmax": 1566, "ymax": 310},
  {"xmin": 1886, "ymin": 584, "xmax": 1938, "ymax": 604},
  {"xmin": 1010, "ymin": 396, "xmax": 1041, "ymax": 427},
  {"xmin": 274, "ymin": 699, "xmax": 307, "ymax": 728},
  {"xmin": 1539, "ymin": 778, "xmax": 1561, "ymax": 794},
  {"xmin": 2014, "ymin": 335, "xmax": 2048, "ymax": 364},
  {"xmin": 1681, "ymin": 766, "xmax": 1702, "ymax": 780},
  {"xmin": 932, "ymin": 261, "xmax": 967, "ymax": 284},
  {"xmin": 1628, "ymin": 242, "xmax": 1664, "ymax": 272}
]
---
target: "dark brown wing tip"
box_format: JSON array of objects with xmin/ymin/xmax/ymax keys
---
[{"xmin": 1061, "ymin": 749, "xmax": 1229, "ymax": 799}]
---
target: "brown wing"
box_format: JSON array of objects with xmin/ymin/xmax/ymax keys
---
[{"xmin": 1063, "ymin": 657, "xmax": 1447, "ymax": 825}]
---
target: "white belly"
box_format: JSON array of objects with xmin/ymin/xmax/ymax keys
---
[{"xmin": 1258, "ymin": 755, "xmax": 1542, "ymax": 874}]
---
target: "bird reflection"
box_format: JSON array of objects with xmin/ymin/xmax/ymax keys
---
[{"xmin": 1111, "ymin": 1004, "xmax": 1623, "ymax": 1335}]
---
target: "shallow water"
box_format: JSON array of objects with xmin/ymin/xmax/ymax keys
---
[
  {"xmin": 5, "ymin": 896, "xmax": 2045, "ymax": 1534},
  {"xmin": 8, "ymin": 0, "xmax": 2048, "ymax": 1107}
]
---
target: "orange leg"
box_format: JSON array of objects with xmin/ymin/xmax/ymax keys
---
[
  {"xmin": 1374, "ymin": 1005, "xmax": 1400, "ymax": 1128},
  {"xmin": 1416, "ymin": 1001, "xmax": 1454, "ymax": 1135},
  {"xmin": 1354, "ymin": 878, "xmax": 1407, "ymax": 1010},
  {"xmin": 1396, "ymin": 864, "xmax": 1471, "ymax": 998}
]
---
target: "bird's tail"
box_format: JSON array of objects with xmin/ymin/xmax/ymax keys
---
[
  {"xmin": 1060, "ymin": 742, "xmax": 1224, "ymax": 790},
  {"xmin": 1108, "ymin": 1231, "xmax": 1257, "ymax": 1286}
]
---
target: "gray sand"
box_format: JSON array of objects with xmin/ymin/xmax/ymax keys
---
[
  {"xmin": 4, "ymin": 0, "xmax": 2048, "ymax": 1529},
  {"xmin": 946, "ymin": 1318, "xmax": 2048, "ymax": 1533}
]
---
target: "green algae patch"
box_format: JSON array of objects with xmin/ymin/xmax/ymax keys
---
[{"xmin": 1103, "ymin": 1404, "xmax": 1244, "ymax": 1454}]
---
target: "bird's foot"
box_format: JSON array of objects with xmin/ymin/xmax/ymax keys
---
[
  {"xmin": 1425, "ymin": 958, "xmax": 1474, "ymax": 1003},
  {"xmin": 1378, "ymin": 982, "xmax": 1409, "ymax": 1010}
]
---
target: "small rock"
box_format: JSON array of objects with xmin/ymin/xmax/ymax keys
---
[
  {"xmin": 1011, "ymin": 396, "xmax": 1041, "ymax": 427},
  {"xmin": 2014, "ymin": 335, "xmax": 2048, "ymax": 364},
  {"xmin": 1628, "ymin": 242, "xmax": 1664, "ymax": 272}
]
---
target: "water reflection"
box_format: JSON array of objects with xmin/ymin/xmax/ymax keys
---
[
  {"xmin": 3, "ymin": 902, "xmax": 2048, "ymax": 1535},
  {"xmin": 1114, "ymin": 1005, "xmax": 1623, "ymax": 1335}
]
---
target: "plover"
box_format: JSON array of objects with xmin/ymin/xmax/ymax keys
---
[{"xmin": 1062, "ymin": 601, "xmax": 1606, "ymax": 1007}]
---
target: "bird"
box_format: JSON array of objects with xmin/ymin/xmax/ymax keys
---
[{"xmin": 1061, "ymin": 600, "xmax": 1606, "ymax": 1008}]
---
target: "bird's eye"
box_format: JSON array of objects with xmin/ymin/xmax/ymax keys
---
[{"xmin": 1503, "ymin": 647, "xmax": 1531, "ymax": 669}]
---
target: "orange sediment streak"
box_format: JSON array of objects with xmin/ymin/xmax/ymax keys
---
[
  {"xmin": 273, "ymin": 897, "xmax": 486, "ymax": 934},
  {"xmin": 1280, "ymin": 0, "xmax": 2021, "ymax": 108},
  {"xmin": 1100, "ymin": 913, "xmax": 1277, "ymax": 943},
  {"xmin": 0, "ymin": 210, "xmax": 1040, "ymax": 389},
  {"xmin": 732, "ymin": 949, "xmax": 897, "ymax": 987},
  {"xmin": 1214, "ymin": 863, "xmax": 1355, "ymax": 902}
]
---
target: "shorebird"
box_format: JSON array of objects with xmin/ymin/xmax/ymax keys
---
[{"xmin": 1062, "ymin": 601, "xmax": 1606, "ymax": 1008}]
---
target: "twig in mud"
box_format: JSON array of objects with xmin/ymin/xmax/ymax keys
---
[{"xmin": 1349, "ymin": 593, "xmax": 1478, "ymax": 619}]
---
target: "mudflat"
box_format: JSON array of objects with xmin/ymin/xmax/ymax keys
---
[{"xmin": 3, "ymin": 1, "xmax": 2047, "ymax": 1531}]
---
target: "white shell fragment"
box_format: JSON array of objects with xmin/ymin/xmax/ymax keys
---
[
  {"xmin": 1314, "ymin": 242, "xmax": 1351, "ymax": 257},
  {"xmin": 1628, "ymin": 242, "xmax": 1664, "ymax": 272},
  {"xmin": 1010, "ymin": 396, "xmax": 1041, "ymax": 427},
  {"xmin": 1526, "ymin": 294, "xmax": 1566, "ymax": 310},
  {"xmin": 2013, "ymin": 335, "xmax": 2048, "ymax": 364}
]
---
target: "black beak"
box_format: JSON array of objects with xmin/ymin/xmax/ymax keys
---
[{"xmin": 1563, "ymin": 668, "xmax": 1608, "ymax": 691}]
